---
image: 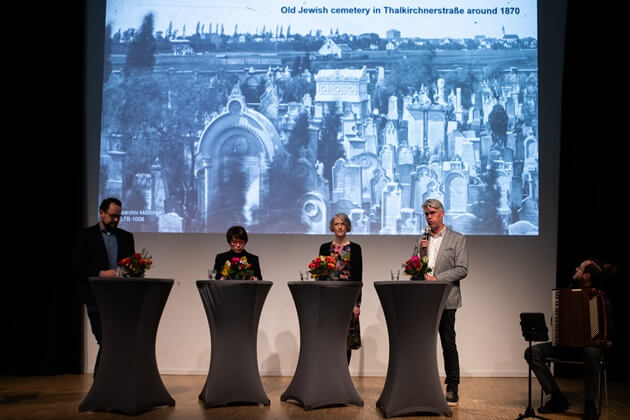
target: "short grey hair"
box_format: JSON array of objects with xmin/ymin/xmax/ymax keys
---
[
  {"xmin": 422, "ymin": 198, "xmax": 444, "ymax": 212},
  {"xmin": 329, "ymin": 213, "xmax": 352, "ymax": 232}
]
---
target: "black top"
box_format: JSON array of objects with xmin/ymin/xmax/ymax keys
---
[
  {"xmin": 213, "ymin": 249, "xmax": 263, "ymax": 280},
  {"xmin": 72, "ymin": 223, "xmax": 135, "ymax": 304},
  {"xmin": 319, "ymin": 241, "xmax": 362, "ymax": 304}
]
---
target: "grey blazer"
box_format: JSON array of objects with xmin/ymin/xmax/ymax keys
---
[{"xmin": 414, "ymin": 227, "xmax": 468, "ymax": 309}]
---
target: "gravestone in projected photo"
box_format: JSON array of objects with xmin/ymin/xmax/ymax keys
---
[{"xmin": 98, "ymin": 0, "xmax": 539, "ymax": 235}]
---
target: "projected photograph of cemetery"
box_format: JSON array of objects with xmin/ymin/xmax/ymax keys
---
[{"xmin": 98, "ymin": 12, "xmax": 539, "ymax": 235}]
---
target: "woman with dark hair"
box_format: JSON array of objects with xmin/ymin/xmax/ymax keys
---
[
  {"xmin": 213, "ymin": 226, "xmax": 262, "ymax": 280},
  {"xmin": 318, "ymin": 213, "xmax": 363, "ymax": 363}
]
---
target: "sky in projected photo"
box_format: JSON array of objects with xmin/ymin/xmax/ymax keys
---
[{"xmin": 98, "ymin": 0, "xmax": 539, "ymax": 235}]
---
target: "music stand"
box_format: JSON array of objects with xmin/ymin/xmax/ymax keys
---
[{"xmin": 516, "ymin": 313, "xmax": 550, "ymax": 420}]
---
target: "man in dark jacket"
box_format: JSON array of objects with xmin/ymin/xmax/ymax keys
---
[{"xmin": 72, "ymin": 197, "xmax": 135, "ymax": 376}]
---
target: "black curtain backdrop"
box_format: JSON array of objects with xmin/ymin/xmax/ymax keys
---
[
  {"xmin": 2, "ymin": 4, "xmax": 87, "ymax": 375},
  {"xmin": 555, "ymin": 4, "xmax": 627, "ymax": 379},
  {"xmin": 2, "ymin": 2, "xmax": 626, "ymax": 379}
]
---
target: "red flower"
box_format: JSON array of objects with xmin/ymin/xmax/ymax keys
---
[
  {"xmin": 402, "ymin": 255, "xmax": 431, "ymax": 280},
  {"xmin": 118, "ymin": 248, "xmax": 153, "ymax": 277}
]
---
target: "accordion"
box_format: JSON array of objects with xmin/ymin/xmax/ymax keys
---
[{"xmin": 552, "ymin": 288, "xmax": 607, "ymax": 347}]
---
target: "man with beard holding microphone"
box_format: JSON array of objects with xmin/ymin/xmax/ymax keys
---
[
  {"xmin": 412, "ymin": 199, "xmax": 468, "ymax": 406},
  {"xmin": 72, "ymin": 197, "xmax": 135, "ymax": 377}
]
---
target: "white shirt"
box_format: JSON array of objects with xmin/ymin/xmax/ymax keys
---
[{"xmin": 427, "ymin": 226, "xmax": 447, "ymax": 271}]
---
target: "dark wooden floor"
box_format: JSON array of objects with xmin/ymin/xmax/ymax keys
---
[{"xmin": 1, "ymin": 375, "xmax": 629, "ymax": 419}]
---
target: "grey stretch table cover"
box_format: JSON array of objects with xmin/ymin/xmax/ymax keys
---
[
  {"xmin": 281, "ymin": 281, "xmax": 364, "ymax": 410},
  {"xmin": 196, "ymin": 280, "xmax": 272, "ymax": 407},
  {"xmin": 79, "ymin": 277, "xmax": 175, "ymax": 415},
  {"xmin": 374, "ymin": 281, "xmax": 453, "ymax": 418}
]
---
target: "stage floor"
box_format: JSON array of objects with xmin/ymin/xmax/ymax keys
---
[{"xmin": 1, "ymin": 375, "xmax": 628, "ymax": 419}]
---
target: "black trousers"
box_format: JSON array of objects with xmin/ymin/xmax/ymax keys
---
[
  {"xmin": 85, "ymin": 303, "xmax": 102, "ymax": 378},
  {"xmin": 439, "ymin": 309, "xmax": 460, "ymax": 388},
  {"xmin": 524, "ymin": 342, "xmax": 603, "ymax": 404}
]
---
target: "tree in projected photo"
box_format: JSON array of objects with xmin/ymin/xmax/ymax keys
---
[{"xmin": 98, "ymin": 11, "xmax": 539, "ymax": 235}]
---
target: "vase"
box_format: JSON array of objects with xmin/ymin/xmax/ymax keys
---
[{"xmin": 124, "ymin": 270, "xmax": 145, "ymax": 278}]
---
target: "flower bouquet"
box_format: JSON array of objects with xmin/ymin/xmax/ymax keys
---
[
  {"xmin": 308, "ymin": 255, "xmax": 337, "ymax": 279},
  {"xmin": 403, "ymin": 255, "xmax": 431, "ymax": 280},
  {"xmin": 221, "ymin": 256, "xmax": 255, "ymax": 280},
  {"xmin": 118, "ymin": 248, "xmax": 152, "ymax": 277}
]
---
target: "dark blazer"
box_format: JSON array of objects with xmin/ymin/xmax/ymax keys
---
[
  {"xmin": 213, "ymin": 249, "xmax": 262, "ymax": 280},
  {"xmin": 72, "ymin": 223, "xmax": 135, "ymax": 304},
  {"xmin": 319, "ymin": 241, "xmax": 363, "ymax": 303}
]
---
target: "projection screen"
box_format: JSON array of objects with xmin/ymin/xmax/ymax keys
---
[{"xmin": 98, "ymin": 0, "xmax": 539, "ymax": 235}]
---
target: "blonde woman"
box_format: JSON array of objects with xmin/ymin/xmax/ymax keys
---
[{"xmin": 318, "ymin": 213, "xmax": 362, "ymax": 363}]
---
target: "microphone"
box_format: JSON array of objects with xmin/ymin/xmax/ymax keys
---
[{"xmin": 420, "ymin": 225, "xmax": 430, "ymax": 256}]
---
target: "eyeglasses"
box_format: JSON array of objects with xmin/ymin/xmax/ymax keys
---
[
  {"xmin": 106, "ymin": 212, "xmax": 122, "ymax": 220},
  {"xmin": 230, "ymin": 239, "xmax": 245, "ymax": 245}
]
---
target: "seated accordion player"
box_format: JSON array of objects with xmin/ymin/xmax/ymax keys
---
[{"xmin": 551, "ymin": 288, "xmax": 608, "ymax": 348}]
